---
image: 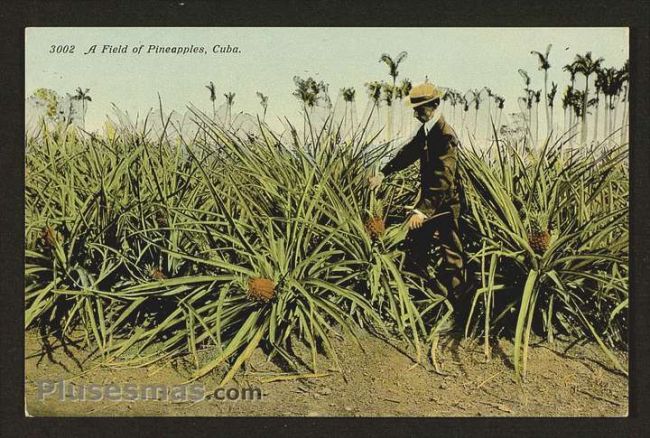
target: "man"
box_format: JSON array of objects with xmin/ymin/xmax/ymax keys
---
[{"xmin": 368, "ymin": 81, "xmax": 468, "ymax": 319}]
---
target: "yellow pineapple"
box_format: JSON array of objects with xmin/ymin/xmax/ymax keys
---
[
  {"xmin": 247, "ymin": 277, "xmax": 275, "ymax": 302},
  {"xmin": 527, "ymin": 212, "xmax": 551, "ymax": 255},
  {"xmin": 365, "ymin": 198, "xmax": 386, "ymax": 239},
  {"xmin": 145, "ymin": 263, "xmax": 167, "ymax": 280}
]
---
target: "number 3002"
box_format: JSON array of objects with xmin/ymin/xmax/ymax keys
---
[{"xmin": 49, "ymin": 45, "xmax": 75, "ymax": 54}]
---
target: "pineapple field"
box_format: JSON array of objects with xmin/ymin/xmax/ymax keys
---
[{"xmin": 25, "ymin": 49, "xmax": 629, "ymax": 416}]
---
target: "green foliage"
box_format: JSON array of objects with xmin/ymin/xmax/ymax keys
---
[
  {"xmin": 25, "ymin": 108, "xmax": 447, "ymax": 383},
  {"xmin": 460, "ymin": 126, "xmax": 628, "ymax": 378},
  {"xmin": 33, "ymin": 88, "xmax": 60, "ymax": 118}
]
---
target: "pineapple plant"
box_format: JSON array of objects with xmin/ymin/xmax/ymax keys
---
[
  {"xmin": 527, "ymin": 211, "xmax": 551, "ymax": 255},
  {"xmin": 365, "ymin": 197, "xmax": 386, "ymax": 239},
  {"xmin": 247, "ymin": 277, "xmax": 275, "ymax": 303}
]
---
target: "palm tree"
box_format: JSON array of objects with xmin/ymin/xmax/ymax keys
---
[
  {"xmin": 381, "ymin": 82, "xmax": 396, "ymax": 140},
  {"xmin": 398, "ymin": 78, "xmax": 412, "ymax": 97},
  {"xmin": 396, "ymin": 78, "xmax": 412, "ymax": 134},
  {"xmin": 593, "ymin": 68, "xmax": 605, "ymax": 142},
  {"xmin": 494, "ymin": 95, "xmax": 505, "ymax": 131},
  {"xmin": 320, "ymin": 81, "xmax": 333, "ymax": 112},
  {"xmin": 618, "ymin": 60, "xmax": 629, "ymax": 144},
  {"xmin": 570, "ymin": 89, "xmax": 584, "ymax": 134},
  {"xmin": 224, "ymin": 92, "xmax": 236, "ymax": 127},
  {"xmin": 483, "ymin": 87, "xmax": 494, "ymax": 139},
  {"xmin": 612, "ymin": 65, "xmax": 627, "ymax": 135},
  {"xmin": 444, "ymin": 89, "xmax": 457, "ymax": 126},
  {"xmin": 379, "ymin": 51, "xmax": 408, "ymax": 141},
  {"xmin": 597, "ymin": 67, "xmax": 618, "ymax": 139},
  {"xmin": 563, "ymin": 62, "xmax": 579, "ymax": 89},
  {"xmin": 293, "ymin": 76, "xmax": 325, "ymax": 142},
  {"xmin": 256, "ymin": 91, "xmax": 269, "ymax": 122},
  {"xmin": 442, "ymin": 89, "xmax": 451, "ymax": 115},
  {"xmin": 572, "ymin": 52, "xmax": 604, "ymax": 145},
  {"xmin": 441, "ymin": 89, "xmax": 452, "ymax": 120},
  {"xmin": 561, "ymin": 85, "xmax": 573, "ymax": 134},
  {"xmin": 379, "ymin": 51, "xmax": 408, "ymax": 89},
  {"xmin": 547, "ymin": 82, "xmax": 558, "ymax": 134},
  {"xmin": 465, "ymin": 89, "xmax": 483, "ymax": 137},
  {"xmin": 533, "ymin": 89, "xmax": 542, "ymax": 144},
  {"xmin": 563, "ymin": 62, "xmax": 579, "ymax": 142},
  {"xmin": 205, "ymin": 81, "xmax": 217, "ymax": 121},
  {"xmin": 518, "ymin": 69, "xmax": 533, "ymax": 137},
  {"xmin": 531, "ymin": 44, "xmax": 552, "ymax": 138},
  {"xmin": 460, "ymin": 95, "xmax": 470, "ymax": 137},
  {"xmin": 341, "ymin": 87, "xmax": 356, "ymax": 134},
  {"xmin": 364, "ymin": 80, "xmax": 383, "ymax": 132},
  {"xmin": 72, "ymin": 87, "xmax": 91, "ymax": 129}
]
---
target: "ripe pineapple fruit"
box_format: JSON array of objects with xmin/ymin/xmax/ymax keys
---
[
  {"xmin": 527, "ymin": 212, "xmax": 551, "ymax": 255},
  {"xmin": 247, "ymin": 277, "xmax": 275, "ymax": 303},
  {"xmin": 365, "ymin": 198, "xmax": 386, "ymax": 239},
  {"xmin": 144, "ymin": 263, "xmax": 167, "ymax": 280}
]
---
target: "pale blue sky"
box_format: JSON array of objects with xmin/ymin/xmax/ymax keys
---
[{"xmin": 25, "ymin": 27, "xmax": 628, "ymax": 132}]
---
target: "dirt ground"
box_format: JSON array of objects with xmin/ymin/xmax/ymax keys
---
[{"xmin": 24, "ymin": 329, "xmax": 628, "ymax": 417}]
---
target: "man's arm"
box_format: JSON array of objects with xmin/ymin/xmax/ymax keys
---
[
  {"xmin": 415, "ymin": 134, "xmax": 459, "ymax": 217},
  {"xmin": 380, "ymin": 129, "xmax": 422, "ymax": 177}
]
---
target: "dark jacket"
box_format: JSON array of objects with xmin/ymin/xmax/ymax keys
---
[{"xmin": 381, "ymin": 115, "xmax": 463, "ymax": 220}]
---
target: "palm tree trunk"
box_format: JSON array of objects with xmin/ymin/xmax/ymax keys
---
[
  {"xmin": 581, "ymin": 75, "xmax": 589, "ymax": 145},
  {"xmin": 486, "ymin": 99, "xmax": 492, "ymax": 140},
  {"xmin": 497, "ymin": 108, "xmax": 503, "ymax": 132},
  {"xmin": 567, "ymin": 105, "xmax": 573, "ymax": 144},
  {"xmin": 302, "ymin": 103, "xmax": 307, "ymax": 144},
  {"xmin": 592, "ymin": 93, "xmax": 599, "ymax": 143},
  {"xmin": 535, "ymin": 102, "xmax": 539, "ymax": 146},
  {"xmin": 620, "ymin": 85, "xmax": 628, "ymax": 144},
  {"xmin": 611, "ymin": 95, "xmax": 619, "ymax": 132},
  {"xmin": 387, "ymin": 104, "xmax": 393, "ymax": 143},
  {"xmin": 543, "ymin": 69, "xmax": 550, "ymax": 139},
  {"xmin": 528, "ymin": 106, "xmax": 532, "ymax": 137},
  {"xmin": 603, "ymin": 95, "xmax": 609, "ymax": 141}
]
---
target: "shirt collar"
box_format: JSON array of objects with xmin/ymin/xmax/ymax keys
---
[{"xmin": 423, "ymin": 111, "xmax": 441, "ymax": 135}]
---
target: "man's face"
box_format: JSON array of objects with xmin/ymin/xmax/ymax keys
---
[{"xmin": 413, "ymin": 103, "xmax": 437, "ymax": 124}]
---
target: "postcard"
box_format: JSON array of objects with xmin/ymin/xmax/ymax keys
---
[{"xmin": 24, "ymin": 27, "xmax": 629, "ymax": 417}]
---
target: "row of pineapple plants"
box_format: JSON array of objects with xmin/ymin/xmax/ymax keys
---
[
  {"xmin": 25, "ymin": 110, "xmax": 445, "ymax": 386},
  {"xmin": 25, "ymin": 106, "xmax": 627, "ymax": 382}
]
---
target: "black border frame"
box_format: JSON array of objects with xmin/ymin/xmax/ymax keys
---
[{"xmin": 2, "ymin": 1, "xmax": 649, "ymax": 436}]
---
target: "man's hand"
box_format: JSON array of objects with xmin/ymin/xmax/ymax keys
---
[
  {"xmin": 368, "ymin": 172, "xmax": 385, "ymax": 190},
  {"xmin": 407, "ymin": 211, "xmax": 427, "ymax": 230}
]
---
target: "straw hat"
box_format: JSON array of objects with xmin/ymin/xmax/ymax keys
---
[{"xmin": 408, "ymin": 81, "xmax": 443, "ymax": 108}]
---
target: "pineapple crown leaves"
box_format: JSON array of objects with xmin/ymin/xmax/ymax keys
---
[
  {"xmin": 368, "ymin": 197, "xmax": 385, "ymax": 219},
  {"xmin": 526, "ymin": 210, "xmax": 550, "ymax": 233}
]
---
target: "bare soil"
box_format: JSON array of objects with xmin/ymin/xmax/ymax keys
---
[{"xmin": 25, "ymin": 329, "xmax": 628, "ymax": 417}]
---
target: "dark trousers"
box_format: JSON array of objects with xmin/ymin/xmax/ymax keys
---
[{"xmin": 403, "ymin": 209, "xmax": 466, "ymax": 301}]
